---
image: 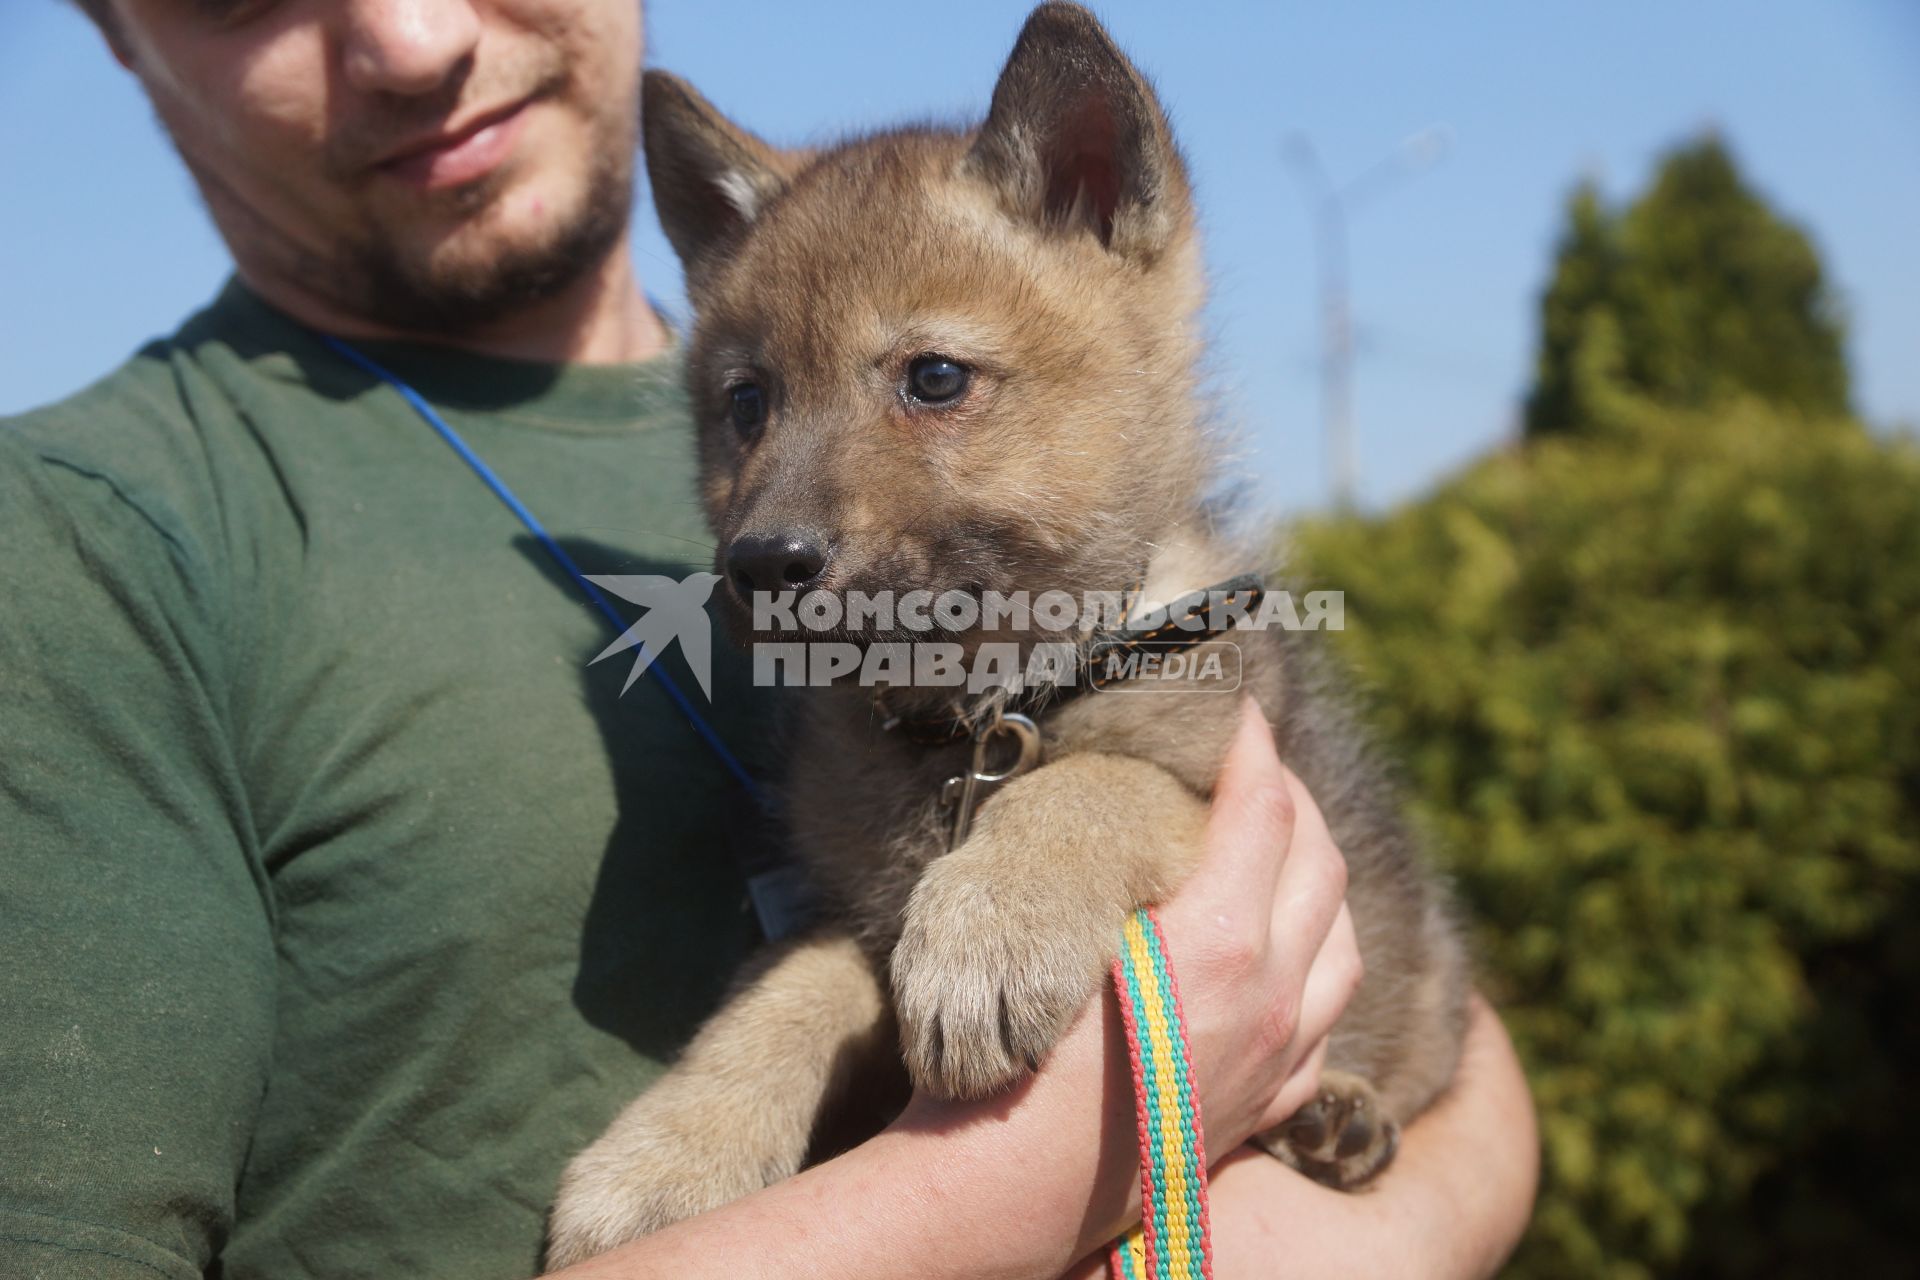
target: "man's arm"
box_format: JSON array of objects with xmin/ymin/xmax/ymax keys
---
[
  {"xmin": 547, "ymin": 995, "xmax": 1535, "ymax": 1280},
  {"xmin": 544, "ymin": 700, "xmax": 1373, "ymax": 1279},
  {"xmin": 0, "ymin": 433, "xmax": 275, "ymax": 1280},
  {"xmin": 542, "ymin": 703, "xmax": 1536, "ymax": 1280}
]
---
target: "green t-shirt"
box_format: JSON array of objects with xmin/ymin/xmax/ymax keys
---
[{"xmin": 0, "ymin": 282, "xmax": 770, "ymax": 1279}]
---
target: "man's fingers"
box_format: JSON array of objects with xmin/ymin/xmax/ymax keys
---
[
  {"xmin": 1201, "ymin": 697, "xmax": 1297, "ymax": 901},
  {"xmin": 1261, "ymin": 1035, "xmax": 1331, "ymax": 1132},
  {"xmin": 1265, "ymin": 764, "xmax": 1348, "ymax": 972},
  {"xmin": 1258, "ymin": 903, "xmax": 1361, "ymax": 1131},
  {"xmin": 1295, "ymin": 902, "xmax": 1363, "ymax": 1051}
]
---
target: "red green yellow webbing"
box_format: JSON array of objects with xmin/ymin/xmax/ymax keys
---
[{"xmin": 1108, "ymin": 908, "xmax": 1213, "ymax": 1279}]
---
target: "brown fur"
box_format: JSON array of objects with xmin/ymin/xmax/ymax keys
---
[{"xmin": 547, "ymin": 4, "xmax": 1468, "ymax": 1265}]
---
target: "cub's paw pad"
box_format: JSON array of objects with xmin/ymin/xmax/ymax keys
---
[{"xmin": 1257, "ymin": 1070, "xmax": 1401, "ymax": 1191}]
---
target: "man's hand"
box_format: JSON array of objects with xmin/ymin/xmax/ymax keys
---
[
  {"xmin": 885, "ymin": 696, "xmax": 1371, "ymax": 1262},
  {"xmin": 1156, "ymin": 697, "xmax": 1366, "ymax": 1150},
  {"xmin": 1127, "ymin": 703, "xmax": 1538, "ymax": 1279}
]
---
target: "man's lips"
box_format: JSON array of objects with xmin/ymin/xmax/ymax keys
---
[{"xmin": 373, "ymin": 98, "xmax": 535, "ymax": 190}]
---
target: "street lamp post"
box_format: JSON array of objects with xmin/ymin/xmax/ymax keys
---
[{"xmin": 1283, "ymin": 126, "xmax": 1452, "ymax": 510}]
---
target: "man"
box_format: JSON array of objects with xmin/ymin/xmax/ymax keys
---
[{"xmin": 1, "ymin": 2, "xmax": 1538, "ymax": 1277}]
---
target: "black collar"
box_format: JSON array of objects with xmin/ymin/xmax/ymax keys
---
[{"xmin": 878, "ymin": 573, "xmax": 1266, "ymax": 746}]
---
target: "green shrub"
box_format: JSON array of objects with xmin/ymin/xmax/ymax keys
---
[{"xmin": 1292, "ymin": 401, "xmax": 1920, "ymax": 1277}]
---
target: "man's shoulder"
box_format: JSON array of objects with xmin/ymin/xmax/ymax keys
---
[
  {"xmin": 4, "ymin": 361, "xmax": 198, "ymax": 563},
  {"xmin": 0, "ymin": 287, "xmax": 306, "ymax": 553},
  {"xmin": 7, "ymin": 299, "xmax": 208, "ymax": 459},
  {"xmin": 6, "ymin": 337, "xmax": 189, "ymax": 446}
]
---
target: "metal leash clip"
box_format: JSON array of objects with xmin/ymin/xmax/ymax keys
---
[{"xmin": 940, "ymin": 705, "xmax": 1042, "ymax": 850}]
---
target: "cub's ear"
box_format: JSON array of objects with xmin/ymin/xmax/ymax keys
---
[
  {"xmin": 963, "ymin": 2, "xmax": 1191, "ymax": 263},
  {"xmin": 641, "ymin": 71, "xmax": 789, "ymax": 288}
]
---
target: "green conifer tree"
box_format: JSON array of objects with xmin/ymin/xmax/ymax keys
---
[{"xmin": 1525, "ymin": 137, "xmax": 1849, "ymax": 436}]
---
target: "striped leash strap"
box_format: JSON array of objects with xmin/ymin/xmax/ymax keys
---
[{"xmin": 1109, "ymin": 908, "xmax": 1214, "ymax": 1280}]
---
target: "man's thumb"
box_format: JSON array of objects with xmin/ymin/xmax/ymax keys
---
[{"xmin": 1203, "ymin": 697, "xmax": 1297, "ymax": 895}]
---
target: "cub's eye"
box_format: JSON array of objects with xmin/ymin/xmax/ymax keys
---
[
  {"xmin": 728, "ymin": 382, "xmax": 767, "ymax": 436},
  {"xmin": 906, "ymin": 355, "xmax": 970, "ymax": 405}
]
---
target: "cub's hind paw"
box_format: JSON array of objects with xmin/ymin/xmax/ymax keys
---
[{"xmin": 1255, "ymin": 1069, "xmax": 1400, "ymax": 1191}]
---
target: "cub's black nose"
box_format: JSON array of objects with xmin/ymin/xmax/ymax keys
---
[{"xmin": 726, "ymin": 531, "xmax": 830, "ymax": 599}]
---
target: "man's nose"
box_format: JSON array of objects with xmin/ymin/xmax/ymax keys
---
[
  {"xmin": 341, "ymin": 0, "xmax": 482, "ymax": 98},
  {"xmin": 726, "ymin": 531, "xmax": 831, "ymax": 600}
]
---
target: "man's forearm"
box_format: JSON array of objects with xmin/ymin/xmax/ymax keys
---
[
  {"xmin": 550, "ymin": 993, "xmax": 1535, "ymax": 1280},
  {"xmin": 549, "ymin": 995, "xmax": 1143, "ymax": 1280}
]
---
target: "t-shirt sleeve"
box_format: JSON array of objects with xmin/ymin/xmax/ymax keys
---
[{"xmin": 0, "ymin": 434, "xmax": 275, "ymax": 1279}]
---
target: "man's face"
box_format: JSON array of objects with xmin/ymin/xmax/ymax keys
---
[{"xmin": 110, "ymin": 0, "xmax": 642, "ymax": 329}]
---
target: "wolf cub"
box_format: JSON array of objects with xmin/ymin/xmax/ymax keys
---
[{"xmin": 548, "ymin": 3, "xmax": 1468, "ymax": 1265}]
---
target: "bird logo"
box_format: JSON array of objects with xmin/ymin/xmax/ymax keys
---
[{"xmin": 585, "ymin": 572, "xmax": 724, "ymax": 700}]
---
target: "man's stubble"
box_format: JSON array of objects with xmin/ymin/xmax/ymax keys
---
[{"xmin": 161, "ymin": 61, "xmax": 638, "ymax": 336}]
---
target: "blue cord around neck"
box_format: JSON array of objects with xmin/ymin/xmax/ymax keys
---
[{"xmin": 319, "ymin": 334, "xmax": 770, "ymax": 815}]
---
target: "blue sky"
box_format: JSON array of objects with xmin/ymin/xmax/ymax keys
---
[{"xmin": 3, "ymin": 1, "xmax": 1915, "ymax": 515}]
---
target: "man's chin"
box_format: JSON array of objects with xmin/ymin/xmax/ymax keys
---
[
  {"xmin": 375, "ymin": 173, "xmax": 570, "ymax": 274},
  {"xmin": 347, "ymin": 167, "xmax": 628, "ymax": 332}
]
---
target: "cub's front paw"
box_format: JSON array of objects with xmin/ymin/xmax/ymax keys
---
[
  {"xmin": 891, "ymin": 844, "xmax": 1122, "ymax": 1099},
  {"xmin": 545, "ymin": 1081, "xmax": 802, "ymax": 1269}
]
